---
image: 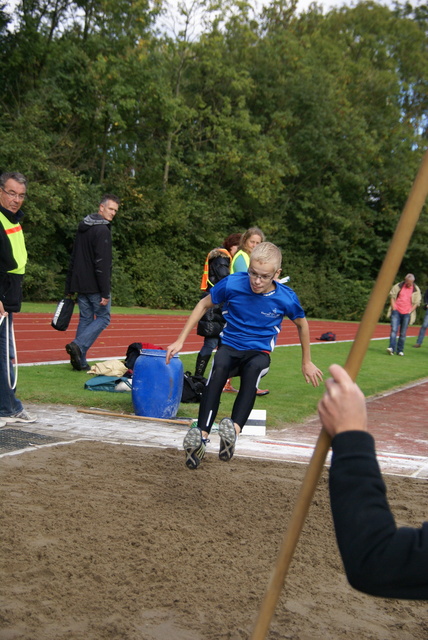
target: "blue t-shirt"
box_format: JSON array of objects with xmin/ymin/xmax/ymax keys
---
[{"xmin": 210, "ymin": 272, "xmax": 305, "ymax": 352}]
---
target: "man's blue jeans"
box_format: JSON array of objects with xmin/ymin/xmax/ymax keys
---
[
  {"xmin": 389, "ymin": 310, "xmax": 410, "ymax": 354},
  {"xmin": 416, "ymin": 308, "xmax": 428, "ymax": 345},
  {"xmin": 74, "ymin": 293, "xmax": 111, "ymax": 367},
  {"xmin": 200, "ymin": 336, "xmax": 219, "ymax": 357},
  {"xmin": 0, "ymin": 313, "xmax": 23, "ymax": 417}
]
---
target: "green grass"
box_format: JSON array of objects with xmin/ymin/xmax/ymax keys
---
[
  {"xmin": 21, "ymin": 302, "xmax": 190, "ymax": 315},
  {"xmin": 16, "ymin": 338, "xmax": 428, "ymax": 428}
]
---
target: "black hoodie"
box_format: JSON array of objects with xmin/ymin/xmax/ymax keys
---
[{"xmin": 65, "ymin": 213, "xmax": 112, "ymax": 298}]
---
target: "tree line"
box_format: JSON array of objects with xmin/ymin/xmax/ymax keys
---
[{"xmin": 0, "ymin": 0, "xmax": 427, "ymax": 320}]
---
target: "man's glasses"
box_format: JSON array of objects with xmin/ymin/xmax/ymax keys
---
[
  {"xmin": 248, "ymin": 269, "xmax": 275, "ymax": 282},
  {"xmin": 1, "ymin": 188, "xmax": 26, "ymax": 201}
]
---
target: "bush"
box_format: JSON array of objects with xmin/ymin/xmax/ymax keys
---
[
  {"xmin": 282, "ymin": 256, "xmax": 373, "ymax": 321},
  {"xmin": 111, "ymin": 251, "xmax": 136, "ymax": 307},
  {"xmin": 23, "ymin": 262, "xmax": 64, "ymax": 301},
  {"xmin": 128, "ymin": 245, "xmax": 201, "ymax": 309}
]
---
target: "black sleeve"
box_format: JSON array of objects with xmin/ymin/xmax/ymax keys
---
[
  {"xmin": 329, "ymin": 431, "xmax": 428, "ymax": 599},
  {"xmin": 93, "ymin": 226, "xmax": 112, "ymax": 299}
]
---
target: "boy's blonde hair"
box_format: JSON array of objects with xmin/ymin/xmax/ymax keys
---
[{"xmin": 250, "ymin": 242, "xmax": 282, "ymax": 271}]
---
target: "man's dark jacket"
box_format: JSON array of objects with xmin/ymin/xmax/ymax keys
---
[
  {"xmin": 330, "ymin": 431, "xmax": 428, "ymax": 599},
  {"xmin": 65, "ymin": 213, "xmax": 112, "ymax": 298}
]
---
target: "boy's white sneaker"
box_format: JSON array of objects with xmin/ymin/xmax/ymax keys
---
[{"xmin": 218, "ymin": 418, "xmax": 237, "ymax": 462}]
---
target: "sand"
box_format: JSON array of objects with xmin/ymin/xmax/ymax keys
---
[{"xmin": 0, "ymin": 441, "xmax": 427, "ymax": 640}]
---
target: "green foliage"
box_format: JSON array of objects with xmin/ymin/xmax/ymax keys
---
[
  {"xmin": 23, "ymin": 262, "xmax": 63, "ymax": 302},
  {"xmin": 0, "ymin": 0, "xmax": 427, "ymax": 316},
  {"xmin": 130, "ymin": 244, "xmax": 201, "ymax": 308},
  {"xmin": 283, "ymin": 254, "xmax": 374, "ymax": 321},
  {"xmin": 111, "ymin": 248, "xmax": 136, "ymax": 307}
]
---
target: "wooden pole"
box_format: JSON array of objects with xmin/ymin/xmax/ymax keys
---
[
  {"xmin": 250, "ymin": 149, "xmax": 428, "ymax": 640},
  {"xmin": 78, "ymin": 408, "xmax": 193, "ymax": 426}
]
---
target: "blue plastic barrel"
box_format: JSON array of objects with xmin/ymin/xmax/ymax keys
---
[{"xmin": 132, "ymin": 349, "xmax": 184, "ymax": 419}]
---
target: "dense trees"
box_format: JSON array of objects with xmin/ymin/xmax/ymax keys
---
[{"xmin": 0, "ymin": 0, "xmax": 427, "ymax": 318}]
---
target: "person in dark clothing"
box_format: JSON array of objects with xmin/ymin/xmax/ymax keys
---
[
  {"xmin": 318, "ymin": 364, "xmax": 428, "ymax": 600},
  {"xmin": 65, "ymin": 194, "xmax": 120, "ymax": 371},
  {"xmin": 413, "ymin": 287, "xmax": 428, "ymax": 348},
  {"xmin": 194, "ymin": 233, "xmax": 241, "ymax": 378},
  {"xmin": 0, "ymin": 171, "xmax": 36, "ymax": 424}
]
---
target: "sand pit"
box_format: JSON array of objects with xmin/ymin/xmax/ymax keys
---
[{"xmin": 0, "ymin": 441, "xmax": 427, "ymax": 640}]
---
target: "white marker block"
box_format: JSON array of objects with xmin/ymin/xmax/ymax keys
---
[{"xmin": 242, "ymin": 409, "xmax": 266, "ymax": 436}]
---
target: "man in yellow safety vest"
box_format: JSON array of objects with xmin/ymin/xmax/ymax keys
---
[{"xmin": 0, "ymin": 171, "xmax": 37, "ymax": 425}]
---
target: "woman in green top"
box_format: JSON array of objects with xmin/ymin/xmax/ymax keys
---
[{"xmin": 230, "ymin": 227, "xmax": 265, "ymax": 274}]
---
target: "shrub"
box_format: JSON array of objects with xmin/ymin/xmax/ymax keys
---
[{"xmin": 128, "ymin": 245, "xmax": 201, "ymax": 309}]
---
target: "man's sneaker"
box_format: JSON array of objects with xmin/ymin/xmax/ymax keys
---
[
  {"xmin": 5, "ymin": 409, "xmax": 37, "ymax": 424},
  {"xmin": 386, "ymin": 347, "xmax": 394, "ymax": 355},
  {"xmin": 0, "ymin": 418, "xmax": 6, "ymax": 428},
  {"xmin": 223, "ymin": 379, "xmax": 238, "ymax": 393},
  {"xmin": 218, "ymin": 417, "xmax": 237, "ymax": 462},
  {"xmin": 398, "ymin": 351, "xmax": 404, "ymax": 356},
  {"xmin": 66, "ymin": 342, "xmax": 83, "ymax": 371},
  {"xmin": 183, "ymin": 427, "xmax": 208, "ymax": 469},
  {"xmin": 413, "ymin": 344, "xmax": 421, "ymax": 348},
  {"xmin": 256, "ymin": 388, "xmax": 270, "ymax": 396}
]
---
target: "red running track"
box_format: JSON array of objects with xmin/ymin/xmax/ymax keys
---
[{"xmin": 12, "ymin": 313, "xmax": 419, "ymax": 365}]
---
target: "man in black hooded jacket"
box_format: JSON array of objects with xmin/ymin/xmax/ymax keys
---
[{"xmin": 65, "ymin": 194, "xmax": 120, "ymax": 371}]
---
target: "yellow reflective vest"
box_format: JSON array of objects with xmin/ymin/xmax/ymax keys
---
[{"xmin": 0, "ymin": 210, "xmax": 27, "ymax": 274}]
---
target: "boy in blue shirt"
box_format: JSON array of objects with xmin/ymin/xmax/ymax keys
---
[{"xmin": 166, "ymin": 242, "xmax": 323, "ymax": 469}]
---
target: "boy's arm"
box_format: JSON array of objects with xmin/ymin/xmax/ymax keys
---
[
  {"xmin": 292, "ymin": 316, "xmax": 323, "ymax": 387},
  {"xmin": 166, "ymin": 295, "xmax": 215, "ymax": 364}
]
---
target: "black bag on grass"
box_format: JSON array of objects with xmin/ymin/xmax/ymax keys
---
[
  {"xmin": 124, "ymin": 342, "xmax": 164, "ymax": 372},
  {"xmin": 181, "ymin": 371, "xmax": 207, "ymax": 403},
  {"xmin": 317, "ymin": 331, "xmax": 336, "ymax": 341},
  {"xmin": 125, "ymin": 342, "xmax": 143, "ymax": 371}
]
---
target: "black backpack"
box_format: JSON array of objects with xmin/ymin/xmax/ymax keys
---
[
  {"xmin": 317, "ymin": 331, "xmax": 336, "ymax": 341},
  {"xmin": 124, "ymin": 342, "xmax": 164, "ymax": 372},
  {"xmin": 124, "ymin": 342, "xmax": 143, "ymax": 371},
  {"xmin": 181, "ymin": 372, "xmax": 207, "ymax": 403}
]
